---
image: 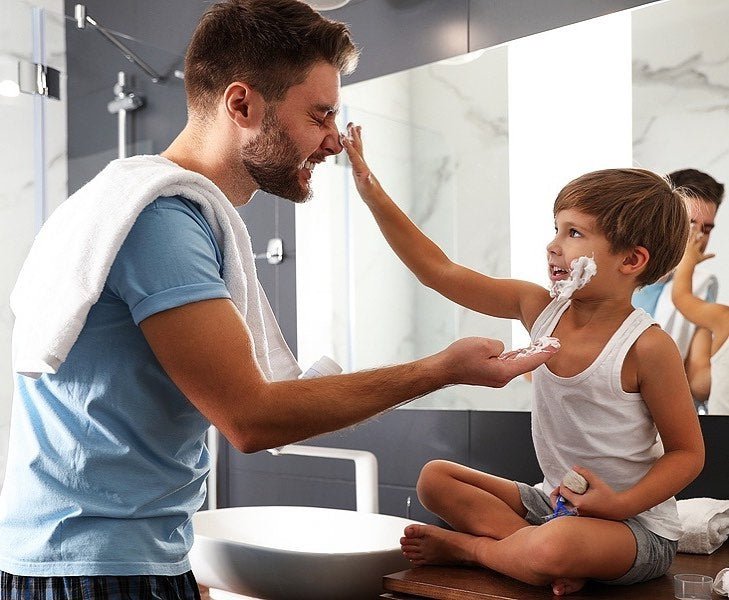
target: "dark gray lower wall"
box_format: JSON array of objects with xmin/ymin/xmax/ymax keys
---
[
  {"xmin": 220, "ymin": 409, "xmax": 472, "ymax": 524},
  {"xmin": 218, "ymin": 411, "xmax": 729, "ymax": 523}
]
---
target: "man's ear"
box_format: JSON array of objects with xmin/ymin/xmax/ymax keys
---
[
  {"xmin": 223, "ymin": 82, "xmax": 264, "ymax": 128},
  {"xmin": 620, "ymin": 245, "xmax": 650, "ymax": 276}
]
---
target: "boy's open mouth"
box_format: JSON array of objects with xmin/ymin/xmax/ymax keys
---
[{"xmin": 549, "ymin": 265, "xmax": 569, "ymax": 280}]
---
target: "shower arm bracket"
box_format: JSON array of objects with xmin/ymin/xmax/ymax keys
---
[{"xmin": 74, "ymin": 4, "xmax": 164, "ymax": 84}]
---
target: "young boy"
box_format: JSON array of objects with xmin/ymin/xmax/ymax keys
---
[
  {"xmin": 672, "ymin": 221, "xmax": 729, "ymax": 414},
  {"xmin": 341, "ymin": 124, "xmax": 705, "ymax": 596}
]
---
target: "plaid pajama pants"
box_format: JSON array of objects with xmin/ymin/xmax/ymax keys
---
[{"xmin": 0, "ymin": 571, "xmax": 201, "ymax": 600}]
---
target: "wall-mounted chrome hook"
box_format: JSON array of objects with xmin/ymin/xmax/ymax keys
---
[{"xmin": 254, "ymin": 237, "xmax": 284, "ymax": 265}]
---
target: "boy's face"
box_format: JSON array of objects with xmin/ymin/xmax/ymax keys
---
[{"xmin": 547, "ymin": 209, "xmax": 623, "ymax": 295}]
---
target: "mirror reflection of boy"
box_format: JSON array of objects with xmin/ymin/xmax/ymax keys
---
[
  {"xmin": 632, "ymin": 169, "xmax": 724, "ymax": 407},
  {"xmin": 342, "ymin": 124, "xmax": 704, "ymax": 596}
]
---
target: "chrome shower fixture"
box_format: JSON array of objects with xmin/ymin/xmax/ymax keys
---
[
  {"xmin": 74, "ymin": 4, "xmax": 164, "ymax": 83},
  {"xmin": 108, "ymin": 71, "xmax": 143, "ymax": 159},
  {"xmin": 107, "ymin": 71, "xmax": 143, "ymax": 115}
]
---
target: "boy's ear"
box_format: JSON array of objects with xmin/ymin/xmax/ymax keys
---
[
  {"xmin": 620, "ymin": 245, "xmax": 649, "ymax": 276},
  {"xmin": 222, "ymin": 81, "xmax": 264, "ymax": 129}
]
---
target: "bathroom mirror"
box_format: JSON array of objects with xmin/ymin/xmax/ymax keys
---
[{"xmin": 296, "ymin": 0, "xmax": 729, "ymax": 411}]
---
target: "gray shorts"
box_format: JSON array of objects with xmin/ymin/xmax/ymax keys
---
[{"xmin": 516, "ymin": 481, "xmax": 677, "ymax": 585}]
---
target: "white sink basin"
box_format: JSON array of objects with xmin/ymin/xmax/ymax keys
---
[{"xmin": 190, "ymin": 506, "xmax": 417, "ymax": 600}]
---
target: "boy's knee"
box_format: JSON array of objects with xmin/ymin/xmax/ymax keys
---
[
  {"xmin": 416, "ymin": 460, "xmax": 453, "ymax": 500},
  {"xmin": 525, "ymin": 529, "xmax": 574, "ymax": 578}
]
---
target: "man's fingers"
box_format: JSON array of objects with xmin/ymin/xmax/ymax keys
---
[{"xmin": 500, "ymin": 346, "xmax": 558, "ymax": 366}]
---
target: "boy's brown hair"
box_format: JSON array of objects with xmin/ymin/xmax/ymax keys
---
[
  {"xmin": 554, "ymin": 168, "xmax": 689, "ymax": 286},
  {"xmin": 184, "ymin": 0, "xmax": 359, "ymax": 117}
]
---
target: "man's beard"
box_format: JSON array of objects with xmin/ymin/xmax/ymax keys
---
[{"xmin": 240, "ymin": 107, "xmax": 311, "ymax": 203}]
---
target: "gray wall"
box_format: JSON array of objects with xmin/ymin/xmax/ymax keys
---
[{"xmin": 64, "ymin": 0, "xmax": 728, "ymax": 526}]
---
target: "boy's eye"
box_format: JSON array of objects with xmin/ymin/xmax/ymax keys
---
[{"xmin": 569, "ymin": 228, "xmax": 582, "ymax": 238}]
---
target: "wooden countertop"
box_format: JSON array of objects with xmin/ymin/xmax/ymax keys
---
[{"xmin": 382, "ymin": 543, "xmax": 728, "ymax": 599}]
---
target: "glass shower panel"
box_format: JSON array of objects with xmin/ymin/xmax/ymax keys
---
[
  {"xmin": 296, "ymin": 107, "xmax": 458, "ymax": 409},
  {"xmin": 0, "ymin": 0, "xmax": 66, "ymax": 487},
  {"xmin": 44, "ymin": 6, "xmax": 69, "ymax": 216},
  {"xmin": 63, "ymin": 16, "xmax": 183, "ymax": 194}
]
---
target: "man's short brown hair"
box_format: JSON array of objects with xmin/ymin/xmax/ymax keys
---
[
  {"xmin": 554, "ymin": 168, "xmax": 690, "ymax": 286},
  {"xmin": 667, "ymin": 168, "xmax": 724, "ymax": 210},
  {"xmin": 184, "ymin": 0, "xmax": 359, "ymax": 116}
]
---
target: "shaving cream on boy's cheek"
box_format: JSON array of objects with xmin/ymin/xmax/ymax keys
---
[{"xmin": 549, "ymin": 255, "xmax": 597, "ymax": 301}]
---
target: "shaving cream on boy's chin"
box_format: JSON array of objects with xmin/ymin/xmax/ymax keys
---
[{"xmin": 549, "ymin": 255, "xmax": 597, "ymax": 301}]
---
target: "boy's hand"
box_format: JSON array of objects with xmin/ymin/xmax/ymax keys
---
[
  {"xmin": 340, "ymin": 122, "xmax": 383, "ymax": 200},
  {"xmin": 554, "ymin": 465, "xmax": 628, "ymax": 521}
]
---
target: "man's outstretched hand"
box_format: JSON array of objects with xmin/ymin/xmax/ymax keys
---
[{"xmin": 438, "ymin": 336, "xmax": 559, "ymax": 388}]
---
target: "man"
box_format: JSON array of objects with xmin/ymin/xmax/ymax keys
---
[
  {"xmin": 633, "ymin": 168, "xmax": 724, "ymax": 403},
  {"xmin": 0, "ymin": 2, "xmax": 555, "ymax": 598}
]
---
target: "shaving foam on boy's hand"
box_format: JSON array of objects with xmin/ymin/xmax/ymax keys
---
[
  {"xmin": 499, "ymin": 335, "xmax": 561, "ymax": 360},
  {"xmin": 549, "ymin": 255, "xmax": 597, "ymax": 300},
  {"xmin": 562, "ymin": 468, "xmax": 589, "ymax": 494}
]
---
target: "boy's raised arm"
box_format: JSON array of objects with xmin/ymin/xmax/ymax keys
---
[{"xmin": 342, "ymin": 123, "xmax": 548, "ymax": 326}]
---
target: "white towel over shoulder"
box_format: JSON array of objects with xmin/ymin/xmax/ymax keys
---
[
  {"xmin": 677, "ymin": 497, "xmax": 729, "ymax": 554},
  {"xmin": 10, "ymin": 154, "xmax": 301, "ymax": 381}
]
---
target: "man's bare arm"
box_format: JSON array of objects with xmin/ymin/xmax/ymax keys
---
[{"xmin": 140, "ymin": 298, "xmax": 557, "ymax": 453}]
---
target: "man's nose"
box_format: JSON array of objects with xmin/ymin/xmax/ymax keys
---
[{"xmin": 321, "ymin": 121, "xmax": 343, "ymax": 155}]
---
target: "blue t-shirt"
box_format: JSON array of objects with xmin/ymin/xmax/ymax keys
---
[
  {"xmin": 633, "ymin": 277, "xmax": 718, "ymax": 317},
  {"xmin": 632, "ymin": 281, "xmax": 667, "ymax": 317},
  {"xmin": 0, "ymin": 196, "xmax": 231, "ymax": 576}
]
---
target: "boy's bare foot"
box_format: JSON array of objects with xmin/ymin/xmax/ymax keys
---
[
  {"xmin": 400, "ymin": 524, "xmax": 480, "ymax": 566},
  {"xmin": 551, "ymin": 577, "xmax": 586, "ymax": 596}
]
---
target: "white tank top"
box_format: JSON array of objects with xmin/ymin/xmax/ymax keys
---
[
  {"xmin": 708, "ymin": 338, "xmax": 729, "ymax": 415},
  {"xmin": 530, "ymin": 298, "xmax": 682, "ymax": 540}
]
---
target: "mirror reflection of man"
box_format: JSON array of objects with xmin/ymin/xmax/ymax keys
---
[{"xmin": 632, "ymin": 168, "xmax": 724, "ymax": 409}]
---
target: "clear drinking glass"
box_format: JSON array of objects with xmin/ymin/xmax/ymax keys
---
[{"xmin": 673, "ymin": 573, "xmax": 713, "ymax": 600}]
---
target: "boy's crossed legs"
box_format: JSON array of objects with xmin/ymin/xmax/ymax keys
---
[{"xmin": 401, "ymin": 460, "xmax": 638, "ymax": 596}]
